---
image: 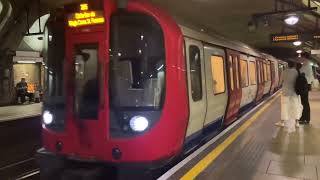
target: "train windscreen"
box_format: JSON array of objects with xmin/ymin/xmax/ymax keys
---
[
  {"xmin": 109, "ymin": 12, "xmax": 166, "ymax": 137},
  {"xmin": 42, "ymin": 17, "xmax": 66, "ymax": 132},
  {"xmin": 109, "ymin": 12, "xmax": 165, "ymax": 110}
]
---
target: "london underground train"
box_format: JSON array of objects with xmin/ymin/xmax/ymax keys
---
[{"xmin": 38, "ymin": 0, "xmax": 286, "ymax": 179}]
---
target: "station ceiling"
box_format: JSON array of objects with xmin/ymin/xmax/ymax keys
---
[{"xmin": 11, "ymin": 0, "xmax": 320, "ymax": 62}]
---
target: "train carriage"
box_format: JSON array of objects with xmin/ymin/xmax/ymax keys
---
[{"xmin": 38, "ymin": 0, "xmax": 284, "ymax": 179}]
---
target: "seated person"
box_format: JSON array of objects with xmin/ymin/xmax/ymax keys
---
[{"xmin": 16, "ymin": 78, "xmax": 27, "ymax": 104}]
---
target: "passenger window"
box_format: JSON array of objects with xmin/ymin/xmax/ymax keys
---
[
  {"xmin": 211, "ymin": 56, "xmax": 225, "ymax": 94},
  {"xmin": 189, "ymin": 45, "xmax": 202, "ymax": 101},
  {"xmin": 249, "ymin": 61, "xmax": 257, "ymax": 85},
  {"xmin": 234, "ymin": 57, "xmax": 240, "ymax": 89},
  {"xmin": 240, "ymin": 59, "xmax": 249, "ymax": 87},
  {"xmin": 228, "ymin": 56, "xmax": 234, "ymax": 91}
]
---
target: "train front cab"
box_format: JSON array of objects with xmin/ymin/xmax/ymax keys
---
[{"xmin": 38, "ymin": 0, "xmax": 190, "ymax": 178}]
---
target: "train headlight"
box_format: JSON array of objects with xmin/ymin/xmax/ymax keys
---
[
  {"xmin": 43, "ymin": 111, "xmax": 53, "ymax": 125},
  {"xmin": 129, "ymin": 116, "xmax": 149, "ymax": 132}
]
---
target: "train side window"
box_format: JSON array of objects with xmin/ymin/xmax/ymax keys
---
[
  {"xmin": 211, "ymin": 56, "xmax": 225, "ymax": 94},
  {"xmin": 189, "ymin": 45, "xmax": 202, "ymax": 101},
  {"xmin": 249, "ymin": 61, "xmax": 257, "ymax": 85},
  {"xmin": 240, "ymin": 59, "xmax": 249, "ymax": 87},
  {"xmin": 228, "ymin": 56, "xmax": 234, "ymax": 91}
]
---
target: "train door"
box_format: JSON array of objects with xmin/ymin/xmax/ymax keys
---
[
  {"xmin": 184, "ymin": 38, "xmax": 207, "ymax": 137},
  {"xmin": 203, "ymin": 45, "xmax": 228, "ymax": 130},
  {"xmin": 66, "ymin": 32, "xmax": 107, "ymax": 155},
  {"xmin": 224, "ymin": 49, "xmax": 242, "ymax": 125},
  {"xmin": 239, "ymin": 55, "xmax": 252, "ymax": 111},
  {"xmin": 255, "ymin": 58, "xmax": 265, "ymax": 102}
]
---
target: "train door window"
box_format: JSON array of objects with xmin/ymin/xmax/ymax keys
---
[
  {"xmin": 257, "ymin": 61, "xmax": 260, "ymax": 83},
  {"xmin": 210, "ymin": 55, "xmax": 225, "ymax": 94},
  {"xmin": 74, "ymin": 44, "xmax": 100, "ymax": 119},
  {"xmin": 189, "ymin": 45, "xmax": 203, "ymax": 101},
  {"xmin": 234, "ymin": 57, "xmax": 240, "ymax": 89},
  {"xmin": 260, "ymin": 63, "xmax": 264, "ymax": 83},
  {"xmin": 249, "ymin": 61, "xmax": 257, "ymax": 85},
  {"xmin": 267, "ymin": 63, "xmax": 271, "ymax": 81},
  {"xmin": 263, "ymin": 63, "xmax": 268, "ymax": 82},
  {"xmin": 240, "ymin": 59, "xmax": 249, "ymax": 87},
  {"xmin": 228, "ymin": 56, "xmax": 234, "ymax": 90}
]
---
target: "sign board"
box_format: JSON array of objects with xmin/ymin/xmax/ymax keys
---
[
  {"xmin": 68, "ymin": 3, "xmax": 105, "ymax": 28},
  {"xmin": 271, "ymin": 32, "xmax": 320, "ymax": 43},
  {"xmin": 311, "ymin": 49, "xmax": 320, "ymax": 55},
  {"xmin": 271, "ymin": 34, "xmax": 299, "ymax": 42}
]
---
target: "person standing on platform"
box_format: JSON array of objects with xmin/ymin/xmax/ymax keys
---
[
  {"xmin": 299, "ymin": 54, "xmax": 314, "ymax": 124},
  {"xmin": 276, "ymin": 61, "xmax": 301, "ymax": 128}
]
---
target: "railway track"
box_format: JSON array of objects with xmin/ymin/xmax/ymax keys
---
[{"xmin": 0, "ymin": 158, "xmax": 39, "ymax": 180}]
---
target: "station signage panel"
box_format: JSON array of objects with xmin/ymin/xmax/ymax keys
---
[
  {"xmin": 68, "ymin": 3, "xmax": 105, "ymax": 28},
  {"xmin": 271, "ymin": 32, "xmax": 320, "ymax": 43},
  {"xmin": 271, "ymin": 34, "xmax": 299, "ymax": 42}
]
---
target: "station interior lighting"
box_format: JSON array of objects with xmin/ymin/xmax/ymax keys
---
[
  {"xmin": 17, "ymin": 61, "xmax": 37, "ymax": 64},
  {"xmin": 296, "ymin": 50, "xmax": 303, "ymax": 54},
  {"xmin": 284, "ymin": 13, "xmax": 299, "ymax": 25},
  {"xmin": 293, "ymin": 41, "xmax": 302, "ymax": 46}
]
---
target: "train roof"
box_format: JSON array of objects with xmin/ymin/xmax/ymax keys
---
[{"xmin": 179, "ymin": 25, "xmax": 263, "ymax": 57}]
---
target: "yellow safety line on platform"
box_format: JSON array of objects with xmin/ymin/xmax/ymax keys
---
[{"xmin": 181, "ymin": 94, "xmax": 280, "ymax": 180}]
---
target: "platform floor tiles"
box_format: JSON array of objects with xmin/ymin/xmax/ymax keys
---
[
  {"xmin": 177, "ymin": 91, "xmax": 320, "ymax": 180},
  {"xmin": 0, "ymin": 103, "xmax": 41, "ymax": 122}
]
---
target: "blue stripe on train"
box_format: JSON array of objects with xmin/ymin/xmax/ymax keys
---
[
  {"xmin": 238, "ymin": 102, "xmax": 255, "ymax": 117},
  {"xmin": 183, "ymin": 117, "xmax": 223, "ymax": 154},
  {"xmin": 182, "ymin": 90, "xmax": 278, "ymax": 155}
]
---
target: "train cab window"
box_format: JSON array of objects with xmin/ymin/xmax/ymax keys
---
[
  {"xmin": 228, "ymin": 56, "xmax": 234, "ymax": 91},
  {"xmin": 211, "ymin": 56, "xmax": 225, "ymax": 94},
  {"xmin": 74, "ymin": 45, "xmax": 100, "ymax": 119},
  {"xmin": 109, "ymin": 12, "xmax": 165, "ymax": 110},
  {"xmin": 240, "ymin": 59, "xmax": 249, "ymax": 87},
  {"xmin": 43, "ymin": 18, "xmax": 66, "ymax": 132},
  {"xmin": 249, "ymin": 61, "xmax": 257, "ymax": 85},
  {"xmin": 189, "ymin": 45, "xmax": 203, "ymax": 101}
]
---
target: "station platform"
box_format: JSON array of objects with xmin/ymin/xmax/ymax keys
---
[
  {"xmin": 160, "ymin": 91, "xmax": 320, "ymax": 180},
  {"xmin": 0, "ymin": 103, "xmax": 41, "ymax": 122}
]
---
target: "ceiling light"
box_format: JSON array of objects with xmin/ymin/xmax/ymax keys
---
[
  {"xmin": 296, "ymin": 50, "xmax": 303, "ymax": 54},
  {"xmin": 284, "ymin": 13, "xmax": 299, "ymax": 25},
  {"xmin": 293, "ymin": 41, "xmax": 302, "ymax": 46},
  {"xmin": 17, "ymin": 61, "xmax": 36, "ymax": 64}
]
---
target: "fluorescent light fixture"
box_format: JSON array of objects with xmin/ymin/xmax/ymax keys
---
[
  {"xmin": 284, "ymin": 13, "xmax": 299, "ymax": 25},
  {"xmin": 296, "ymin": 50, "xmax": 303, "ymax": 54},
  {"xmin": 293, "ymin": 41, "xmax": 302, "ymax": 46},
  {"xmin": 157, "ymin": 64, "xmax": 164, "ymax": 71},
  {"xmin": 17, "ymin": 61, "xmax": 36, "ymax": 64}
]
